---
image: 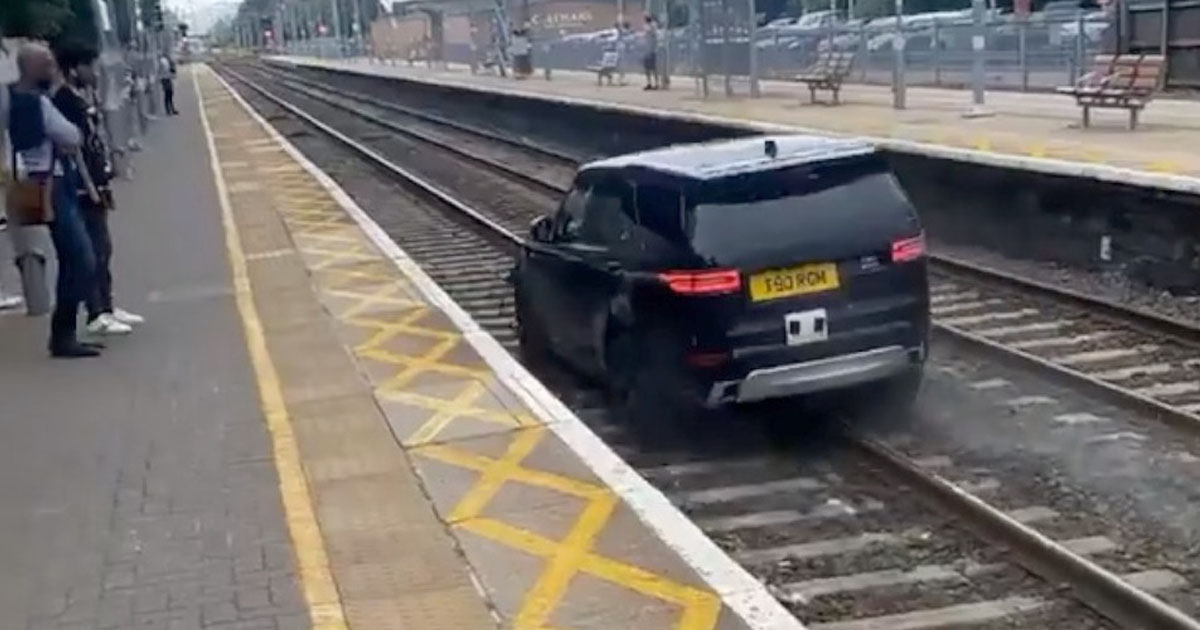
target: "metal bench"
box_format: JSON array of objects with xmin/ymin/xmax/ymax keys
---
[
  {"xmin": 587, "ymin": 51, "xmax": 621, "ymax": 85},
  {"xmin": 796, "ymin": 51, "xmax": 855, "ymax": 105},
  {"xmin": 1056, "ymin": 54, "xmax": 1165, "ymax": 130}
]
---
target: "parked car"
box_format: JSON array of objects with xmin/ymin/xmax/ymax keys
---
[{"xmin": 512, "ymin": 135, "xmax": 930, "ymax": 421}]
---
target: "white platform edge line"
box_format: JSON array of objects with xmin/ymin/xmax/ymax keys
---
[
  {"xmin": 208, "ymin": 64, "xmax": 805, "ymax": 630},
  {"xmin": 272, "ymin": 55, "xmax": 1200, "ymax": 196}
]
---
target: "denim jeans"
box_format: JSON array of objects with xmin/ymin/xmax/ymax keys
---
[
  {"xmin": 48, "ymin": 175, "xmax": 96, "ymax": 348},
  {"xmin": 81, "ymin": 198, "xmax": 113, "ymax": 320}
]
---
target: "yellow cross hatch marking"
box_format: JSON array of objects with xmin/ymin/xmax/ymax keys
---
[
  {"xmin": 380, "ymin": 388, "xmax": 536, "ymax": 432},
  {"xmin": 417, "ymin": 441, "xmax": 598, "ymax": 499},
  {"xmin": 421, "ymin": 429, "xmax": 722, "ymax": 630}
]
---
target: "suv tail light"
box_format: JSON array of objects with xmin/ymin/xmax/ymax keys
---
[
  {"xmin": 686, "ymin": 350, "xmax": 729, "ymax": 368},
  {"xmin": 892, "ymin": 233, "xmax": 926, "ymax": 263},
  {"xmin": 658, "ymin": 269, "xmax": 742, "ymax": 295}
]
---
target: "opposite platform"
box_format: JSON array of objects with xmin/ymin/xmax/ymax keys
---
[{"xmin": 275, "ymin": 56, "xmax": 1200, "ymax": 194}]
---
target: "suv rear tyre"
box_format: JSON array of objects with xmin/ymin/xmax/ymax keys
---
[
  {"xmin": 607, "ymin": 328, "xmax": 704, "ymax": 436},
  {"xmin": 515, "ymin": 292, "xmax": 550, "ymax": 364}
]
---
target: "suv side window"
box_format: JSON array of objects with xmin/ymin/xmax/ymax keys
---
[
  {"xmin": 578, "ymin": 177, "xmax": 637, "ymax": 254},
  {"xmin": 554, "ymin": 181, "xmax": 590, "ymax": 241},
  {"xmin": 633, "ymin": 182, "xmax": 686, "ymax": 246}
]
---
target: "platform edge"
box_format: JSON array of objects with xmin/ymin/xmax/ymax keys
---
[{"xmin": 209, "ymin": 63, "xmax": 807, "ymax": 630}]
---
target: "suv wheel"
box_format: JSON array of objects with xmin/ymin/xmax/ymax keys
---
[
  {"xmin": 515, "ymin": 292, "xmax": 549, "ymax": 364},
  {"xmin": 607, "ymin": 328, "xmax": 703, "ymax": 434}
]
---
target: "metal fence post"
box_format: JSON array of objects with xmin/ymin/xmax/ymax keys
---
[
  {"xmin": 859, "ymin": 23, "xmax": 868, "ymax": 82},
  {"xmin": 694, "ymin": 0, "xmax": 709, "ymax": 97},
  {"xmin": 964, "ymin": 0, "xmax": 992, "ymax": 117},
  {"xmin": 721, "ymin": 0, "xmax": 732, "ymax": 96},
  {"xmin": 1019, "ymin": 18, "xmax": 1029, "ymax": 91},
  {"xmin": 893, "ymin": 0, "xmax": 905, "ymax": 110},
  {"xmin": 1074, "ymin": 11, "xmax": 1085, "ymax": 80},
  {"xmin": 932, "ymin": 20, "xmax": 942, "ymax": 85},
  {"xmin": 748, "ymin": 0, "xmax": 759, "ymax": 96}
]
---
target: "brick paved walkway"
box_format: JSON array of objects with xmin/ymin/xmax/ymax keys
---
[{"xmin": 0, "ymin": 71, "xmax": 310, "ymax": 630}]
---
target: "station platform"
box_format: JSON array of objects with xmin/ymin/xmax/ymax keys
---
[
  {"xmin": 0, "ymin": 64, "xmax": 794, "ymax": 630},
  {"xmin": 276, "ymin": 56, "xmax": 1200, "ymax": 193}
]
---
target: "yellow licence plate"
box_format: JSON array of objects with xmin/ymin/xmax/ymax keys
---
[{"xmin": 749, "ymin": 263, "xmax": 840, "ymax": 302}]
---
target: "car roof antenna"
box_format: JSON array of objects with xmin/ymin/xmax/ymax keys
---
[{"xmin": 764, "ymin": 139, "xmax": 778, "ymax": 159}]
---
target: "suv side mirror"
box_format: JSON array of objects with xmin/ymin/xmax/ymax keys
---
[{"xmin": 530, "ymin": 215, "xmax": 553, "ymax": 242}]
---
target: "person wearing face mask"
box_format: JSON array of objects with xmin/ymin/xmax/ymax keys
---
[{"xmin": 9, "ymin": 43, "xmax": 99, "ymax": 358}]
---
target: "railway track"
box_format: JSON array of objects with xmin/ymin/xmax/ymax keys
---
[
  {"xmin": 215, "ymin": 61, "xmax": 1200, "ymax": 630},
  {"xmin": 255, "ymin": 59, "xmax": 1200, "ymax": 435}
]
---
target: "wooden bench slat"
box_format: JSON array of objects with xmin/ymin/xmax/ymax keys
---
[{"xmin": 1059, "ymin": 52, "xmax": 1162, "ymax": 129}]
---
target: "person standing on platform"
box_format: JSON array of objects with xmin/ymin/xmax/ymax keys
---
[
  {"xmin": 158, "ymin": 53, "xmax": 177, "ymax": 115},
  {"xmin": 0, "ymin": 44, "xmax": 28, "ymax": 312},
  {"xmin": 510, "ymin": 27, "xmax": 532, "ymax": 79},
  {"xmin": 10, "ymin": 43, "xmax": 100, "ymax": 358},
  {"xmin": 53, "ymin": 42, "xmax": 143, "ymax": 336},
  {"xmin": 641, "ymin": 15, "xmax": 660, "ymax": 90}
]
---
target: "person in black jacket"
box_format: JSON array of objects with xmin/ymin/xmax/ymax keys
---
[{"xmin": 52, "ymin": 42, "xmax": 144, "ymax": 336}]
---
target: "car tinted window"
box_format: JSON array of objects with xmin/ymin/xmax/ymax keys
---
[
  {"xmin": 634, "ymin": 182, "xmax": 686, "ymax": 244},
  {"xmin": 554, "ymin": 182, "xmax": 590, "ymax": 241},
  {"xmin": 686, "ymin": 157, "xmax": 917, "ymax": 265},
  {"xmin": 579, "ymin": 178, "xmax": 637, "ymax": 250}
]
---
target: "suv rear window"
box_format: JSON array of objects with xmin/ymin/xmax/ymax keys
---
[{"xmin": 685, "ymin": 156, "xmax": 917, "ymax": 265}]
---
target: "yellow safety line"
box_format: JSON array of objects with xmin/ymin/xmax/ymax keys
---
[{"xmin": 194, "ymin": 66, "xmax": 348, "ymax": 630}]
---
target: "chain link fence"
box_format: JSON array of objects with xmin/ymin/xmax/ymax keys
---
[{"xmin": 324, "ymin": 5, "xmax": 1111, "ymax": 94}]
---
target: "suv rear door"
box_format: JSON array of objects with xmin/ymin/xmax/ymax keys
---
[{"xmin": 685, "ymin": 154, "xmax": 927, "ymax": 363}]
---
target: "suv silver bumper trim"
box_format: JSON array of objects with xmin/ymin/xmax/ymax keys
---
[{"xmin": 706, "ymin": 345, "xmax": 915, "ymax": 406}]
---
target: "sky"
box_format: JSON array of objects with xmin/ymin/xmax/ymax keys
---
[{"xmin": 166, "ymin": 0, "xmax": 242, "ymax": 34}]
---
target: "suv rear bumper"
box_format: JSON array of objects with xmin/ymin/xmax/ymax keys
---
[{"xmin": 704, "ymin": 345, "xmax": 921, "ymax": 406}]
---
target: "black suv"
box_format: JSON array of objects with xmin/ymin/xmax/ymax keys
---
[{"xmin": 512, "ymin": 135, "xmax": 929, "ymax": 416}]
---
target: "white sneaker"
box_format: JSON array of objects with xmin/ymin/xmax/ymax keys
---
[
  {"xmin": 87, "ymin": 313, "xmax": 133, "ymax": 335},
  {"xmin": 0, "ymin": 294, "xmax": 22, "ymax": 310},
  {"xmin": 111, "ymin": 307, "xmax": 145, "ymax": 325}
]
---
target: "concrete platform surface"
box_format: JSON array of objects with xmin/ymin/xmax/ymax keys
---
[
  {"xmin": 0, "ymin": 66, "xmax": 311, "ymax": 630},
  {"xmin": 7, "ymin": 62, "xmax": 806, "ymax": 628},
  {"xmin": 201, "ymin": 63, "xmax": 791, "ymax": 630},
  {"xmin": 0, "ymin": 61, "xmax": 797, "ymax": 630},
  {"xmin": 278, "ymin": 56, "xmax": 1200, "ymax": 193}
]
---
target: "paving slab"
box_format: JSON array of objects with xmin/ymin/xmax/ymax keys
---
[
  {"xmin": 277, "ymin": 56, "xmax": 1200, "ymax": 192},
  {"xmin": 0, "ymin": 67, "xmax": 310, "ymax": 630},
  {"xmin": 196, "ymin": 64, "xmax": 796, "ymax": 630}
]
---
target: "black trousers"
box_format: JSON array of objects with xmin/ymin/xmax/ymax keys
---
[
  {"xmin": 81, "ymin": 194, "xmax": 113, "ymax": 320},
  {"xmin": 161, "ymin": 78, "xmax": 176, "ymax": 114}
]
